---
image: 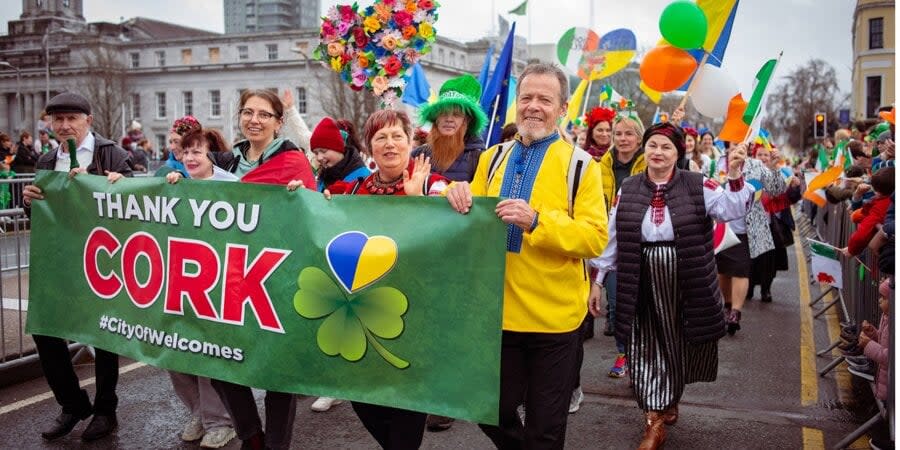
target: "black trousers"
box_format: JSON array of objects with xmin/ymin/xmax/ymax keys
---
[
  {"xmin": 351, "ymin": 402, "xmax": 427, "ymax": 450},
  {"xmin": 33, "ymin": 334, "xmax": 119, "ymax": 416},
  {"xmin": 479, "ymin": 329, "xmax": 580, "ymax": 450},
  {"xmin": 209, "ymin": 380, "xmax": 297, "ymax": 450}
]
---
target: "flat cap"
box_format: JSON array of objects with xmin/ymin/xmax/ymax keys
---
[{"xmin": 45, "ymin": 92, "xmax": 91, "ymax": 115}]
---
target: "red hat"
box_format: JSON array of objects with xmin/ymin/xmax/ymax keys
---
[
  {"xmin": 586, "ymin": 107, "xmax": 616, "ymax": 131},
  {"xmin": 311, "ymin": 117, "xmax": 346, "ymax": 154}
]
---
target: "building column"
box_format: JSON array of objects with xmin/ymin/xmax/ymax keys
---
[
  {"xmin": 0, "ymin": 94, "xmax": 8, "ymax": 135},
  {"xmin": 23, "ymin": 93, "xmax": 34, "ymax": 136}
]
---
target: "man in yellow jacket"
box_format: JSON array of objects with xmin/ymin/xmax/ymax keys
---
[{"xmin": 446, "ymin": 62, "xmax": 607, "ymax": 449}]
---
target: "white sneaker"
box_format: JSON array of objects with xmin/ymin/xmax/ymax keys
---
[
  {"xmin": 310, "ymin": 396, "xmax": 343, "ymax": 412},
  {"xmin": 200, "ymin": 427, "xmax": 236, "ymax": 448},
  {"xmin": 180, "ymin": 416, "xmax": 204, "ymax": 441},
  {"xmin": 568, "ymin": 386, "xmax": 584, "ymax": 414}
]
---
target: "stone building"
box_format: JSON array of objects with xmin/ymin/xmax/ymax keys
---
[{"xmin": 851, "ymin": 0, "xmax": 895, "ymax": 120}]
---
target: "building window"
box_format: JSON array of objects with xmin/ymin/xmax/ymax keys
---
[
  {"xmin": 156, "ymin": 50, "xmax": 166, "ymax": 67},
  {"xmin": 131, "ymin": 93, "xmax": 141, "ymax": 120},
  {"xmin": 156, "ymin": 92, "xmax": 166, "ymax": 119},
  {"xmin": 866, "ymin": 76, "xmax": 882, "ymax": 118},
  {"xmin": 296, "ymin": 87, "xmax": 307, "ymax": 114},
  {"xmin": 449, "ymin": 51, "xmax": 456, "ymax": 67},
  {"xmin": 238, "ymin": 45, "xmax": 249, "ymax": 60},
  {"xmin": 37, "ymin": 0, "xmax": 43, "ymax": 7},
  {"xmin": 438, "ymin": 48, "xmax": 445, "ymax": 65},
  {"xmin": 869, "ymin": 18, "xmax": 884, "ymax": 49},
  {"xmin": 156, "ymin": 134, "xmax": 167, "ymax": 155},
  {"xmin": 181, "ymin": 48, "xmax": 192, "ymax": 64},
  {"xmin": 183, "ymin": 91, "xmax": 193, "ymax": 117},
  {"xmin": 208, "ymin": 47, "xmax": 220, "ymax": 63},
  {"xmin": 209, "ymin": 90, "xmax": 221, "ymax": 118},
  {"xmin": 267, "ymin": 44, "xmax": 278, "ymax": 61},
  {"xmin": 130, "ymin": 52, "xmax": 140, "ymax": 68},
  {"xmin": 62, "ymin": 0, "xmax": 70, "ymax": 6}
]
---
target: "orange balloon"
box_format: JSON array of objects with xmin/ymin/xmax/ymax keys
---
[{"xmin": 639, "ymin": 45, "xmax": 698, "ymax": 92}]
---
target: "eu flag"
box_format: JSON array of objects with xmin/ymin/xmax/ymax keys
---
[{"xmin": 481, "ymin": 23, "xmax": 516, "ymax": 148}]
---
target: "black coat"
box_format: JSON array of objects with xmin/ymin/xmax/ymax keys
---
[
  {"xmin": 35, "ymin": 133, "xmax": 133, "ymax": 177},
  {"xmin": 11, "ymin": 142, "xmax": 38, "ymax": 173}
]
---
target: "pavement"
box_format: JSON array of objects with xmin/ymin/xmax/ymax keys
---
[{"xmin": 0, "ymin": 237, "xmax": 881, "ymax": 449}]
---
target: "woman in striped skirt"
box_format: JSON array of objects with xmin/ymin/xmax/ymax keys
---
[{"xmin": 589, "ymin": 122, "xmax": 754, "ymax": 449}]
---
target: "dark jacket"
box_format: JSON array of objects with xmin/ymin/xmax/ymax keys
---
[
  {"xmin": 28, "ymin": 133, "xmax": 133, "ymax": 217},
  {"xmin": 35, "ymin": 133, "xmax": 133, "ymax": 177},
  {"xmin": 614, "ymin": 169, "xmax": 726, "ymax": 344},
  {"xmin": 12, "ymin": 141, "xmax": 38, "ymax": 173},
  {"xmin": 411, "ymin": 134, "xmax": 486, "ymax": 182}
]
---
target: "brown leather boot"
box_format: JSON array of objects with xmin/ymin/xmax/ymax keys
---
[
  {"xmin": 662, "ymin": 404, "xmax": 678, "ymax": 425},
  {"xmin": 637, "ymin": 411, "xmax": 667, "ymax": 450}
]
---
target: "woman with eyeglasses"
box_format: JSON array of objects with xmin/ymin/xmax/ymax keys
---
[
  {"xmin": 209, "ymin": 89, "xmax": 315, "ymax": 450},
  {"xmin": 213, "ymin": 89, "xmax": 315, "ymax": 187}
]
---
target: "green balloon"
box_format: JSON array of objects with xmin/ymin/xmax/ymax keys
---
[{"xmin": 659, "ymin": 1, "xmax": 708, "ymax": 50}]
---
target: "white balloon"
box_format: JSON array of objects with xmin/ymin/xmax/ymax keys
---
[{"xmin": 690, "ymin": 65, "xmax": 739, "ymax": 119}]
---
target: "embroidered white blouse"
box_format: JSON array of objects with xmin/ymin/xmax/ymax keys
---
[{"xmin": 590, "ymin": 177, "xmax": 754, "ymax": 283}]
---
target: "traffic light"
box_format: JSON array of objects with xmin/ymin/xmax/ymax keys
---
[
  {"xmin": 659, "ymin": 113, "xmax": 669, "ymax": 123},
  {"xmin": 814, "ymin": 113, "xmax": 827, "ymax": 139}
]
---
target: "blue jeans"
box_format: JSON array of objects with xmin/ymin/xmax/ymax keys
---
[{"xmin": 606, "ymin": 272, "xmax": 625, "ymax": 354}]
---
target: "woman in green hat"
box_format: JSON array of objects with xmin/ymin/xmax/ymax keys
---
[{"xmin": 413, "ymin": 74, "xmax": 489, "ymax": 183}]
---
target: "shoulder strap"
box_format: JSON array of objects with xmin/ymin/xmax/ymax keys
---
[
  {"xmin": 486, "ymin": 140, "xmax": 517, "ymax": 187},
  {"xmin": 566, "ymin": 147, "xmax": 592, "ymax": 218}
]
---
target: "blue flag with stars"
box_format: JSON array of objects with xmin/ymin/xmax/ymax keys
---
[{"xmin": 481, "ymin": 23, "xmax": 516, "ymax": 148}]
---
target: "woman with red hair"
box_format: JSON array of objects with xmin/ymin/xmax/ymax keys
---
[{"xmin": 584, "ymin": 107, "xmax": 616, "ymax": 160}]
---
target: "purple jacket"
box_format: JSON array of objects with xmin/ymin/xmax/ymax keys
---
[{"xmin": 863, "ymin": 313, "xmax": 890, "ymax": 400}]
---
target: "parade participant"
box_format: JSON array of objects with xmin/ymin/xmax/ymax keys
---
[
  {"xmin": 0, "ymin": 133, "xmax": 12, "ymax": 159},
  {"xmin": 23, "ymin": 92, "xmax": 132, "ymax": 442},
  {"xmin": 684, "ymin": 127, "xmax": 709, "ymax": 174},
  {"xmin": 34, "ymin": 129, "xmax": 59, "ymax": 154},
  {"xmin": 589, "ymin": 122, "xmax": 753, "ymax": 450},
  {"xmin": 163, "ymin": 128, "xmax": 237, "ymax": 448},
  {"xmin": 598, "ymin": 111, "xmax": 647, "ymax": 377},
  {"xmin": 445, "ymin": 62, "xmax": 607, "ymax": 449},
  {"xmin": 12, "ymin": 131, "xmax": 38, "ymax": 173},
  {"xmin": 291, "ymin": 109, "xmax": 448, "ymax": 449},
  {"xmin": 161, "ymin": 115, "xmax": 201, "ymax": 177},
  {"xmin": 210, "ymin": 89, "xmax": 314, "ymax": 450},
  {"xmin": 414, "ymin": 74, "xmax": 488, "ymax": 183},
  {"xmin": 748, "ymin": 146, "xmax": 803, "ymax": 303},
  {"xmin": 279, "ymin": 88, "xmax": 315, "ymax": 167},
  {"xmin": 715, "ymin": 140, "xmax": 786, "ymax": 334},
  {"xmin": 699, "ymin": 131, "xmax": 718, "ymax": 177},
  {"xmin": 584, "ymin": 106, "xmax": 615, "ymax": 160},
  {"xmin": 310, "ymin": 116, "xmax": 370, "ymax": 193},
  {"xmin": 212, "ymin": 90, "xmax": 315, "ymax": 188}
]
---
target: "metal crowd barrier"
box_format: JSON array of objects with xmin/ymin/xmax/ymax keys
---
[{"xmin": 797, "ymin": 199, "xmax": 893, "ymax": 449}]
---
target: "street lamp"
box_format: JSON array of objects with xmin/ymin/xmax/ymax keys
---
[
  {"xmin": 0, "ymin": 61, "xmax": 21, "ymax": 134},
  {"xmin": 43, "ymin": 25, "xmax": 76, "ymax": 102}
]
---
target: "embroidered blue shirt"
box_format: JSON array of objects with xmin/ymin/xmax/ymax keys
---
[{"xmin": 499, "ymin": 132, "xmax": 558, "ymax": 253}]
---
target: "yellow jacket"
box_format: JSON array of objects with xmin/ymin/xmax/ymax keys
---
[
  {"xmin": 599, "ymin": 149, "xmax": 646, "ymax": 211},
  {"xmin": 471, "ymin": 136, "xmax": 608, "ymax": 333}
]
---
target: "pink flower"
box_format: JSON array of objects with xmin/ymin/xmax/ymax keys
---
[
  {"xmin": 394, "ymin": 11, "xmax": 413, "ymax": 27},
  {"xmin": 352, "ymin": 70, "xmax": 368, "ymax": 87},
  {"xmin": 339, "ymin": 5, "xmax": 356, "ymax": 22},
  {"xmin": 337, "ymin": 20, "xmax": 352, "ymax": 36},
  {"xmin": 418, "ymin": 0, "xmax": 434, "ymax": 9}
]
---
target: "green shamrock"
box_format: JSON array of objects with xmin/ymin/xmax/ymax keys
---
[{"xmin": 293, "ymin": 267, "xmax": 410, "ymax": 369}]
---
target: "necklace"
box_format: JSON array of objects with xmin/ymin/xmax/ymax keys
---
[{"xmin": 365, "ymin": 173, "xmax": 404, "ymax": 195}]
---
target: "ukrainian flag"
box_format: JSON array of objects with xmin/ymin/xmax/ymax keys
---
[{"xmin": 678, "ymin": 0, "xmax": 740, "ymax": 90}]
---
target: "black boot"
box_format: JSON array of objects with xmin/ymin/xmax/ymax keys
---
[{"xmin": 41, "ymin": 411, "xmax": 90, "ymax": 441}]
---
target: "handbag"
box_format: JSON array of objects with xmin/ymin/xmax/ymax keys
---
[{"xmin": 769, "ymin": 215, "xmax": 795, "ymax": 248}]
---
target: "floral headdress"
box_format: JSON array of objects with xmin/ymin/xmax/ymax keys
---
[
  {"xmin": 586, "ymin": 106, "xmax": 616, "ymax": 131},
  {"xmin": 171, "ymin": 115, "xmax": 201, "ymax": 137}
]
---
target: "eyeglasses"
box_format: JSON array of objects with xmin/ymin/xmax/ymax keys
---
[{"xmin": 239, "ymin": 108, "xmax": 278, "ymax": 122}]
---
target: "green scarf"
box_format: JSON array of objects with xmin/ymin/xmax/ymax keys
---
[{"xmin": 233, "ymin": 137, "xmax": 285, "ymax": 178}]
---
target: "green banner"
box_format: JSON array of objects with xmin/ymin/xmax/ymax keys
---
[{"xmin": 27, "ymin": 171, "xmax": 506, "ymax": 424}]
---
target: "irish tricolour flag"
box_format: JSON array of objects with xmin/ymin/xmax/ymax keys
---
[{"xmin": 809, "ymin": 239, "xmax": 843, "ymax": 289}]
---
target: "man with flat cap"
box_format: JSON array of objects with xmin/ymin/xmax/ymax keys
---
[{"xmin": 23, "ymin": 91, "xmax": 132, "ymax": 442}]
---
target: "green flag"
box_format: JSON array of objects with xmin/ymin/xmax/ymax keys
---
[
  {"xmin": 742, "ymin": 57, "xmax": 778, "ymax": 125},
  {"xmin": 508, "ymin": 0, "xmax": 527, "ymax": 15},
  {"xmin": 808, "ymin": 238, "xmax": 843, "ymax": 289},
  {"xmin": 27, "ymin": 171, "xmax": 507, "ymax": 424}
]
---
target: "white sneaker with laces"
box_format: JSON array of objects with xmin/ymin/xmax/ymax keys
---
[
  {"xmin": 568, "ymin": 386, "xmax": 584, "ymax": 414},
  {"xmin": 200, "ymin": 427, "xmax": 236, "ymax": 448},
  {"xmin": 180, "ymin": 416, "xmax": 204, "ymax": 441},
  {"xmin": 311, "ymin": 396, "xmax": 344, "ymax": 412}
]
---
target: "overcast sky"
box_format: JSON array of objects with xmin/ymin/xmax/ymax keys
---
[{"xmin": 1, "ymin": 0, "xmax": 856, "ymax": 96}]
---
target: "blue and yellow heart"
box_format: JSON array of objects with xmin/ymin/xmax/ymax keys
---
[{"xmin": 327, "ymin": 231, "xmax": 398, "ymax": 294}]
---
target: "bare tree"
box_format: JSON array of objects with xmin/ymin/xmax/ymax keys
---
[
  {"xmin": 764, "ymin": 59, "xmax": 842, "ymax": 152},
  {"xmin": 314, "ymin": 69, "xmax": 379, "ymax": 143},
  {"xmin": 80, "ymin": 46, "xmax": 130, "ymax": 140}
]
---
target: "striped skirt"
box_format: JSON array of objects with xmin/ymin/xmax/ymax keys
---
[{"xmin": 628, "ymin": 242, "xmax": 719, "ymax": 412}]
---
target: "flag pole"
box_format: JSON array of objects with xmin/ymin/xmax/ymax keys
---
[
  {"xmin": 485, "ymin": 94, "xmax": 501, "ymax": 147},
  {"xmin": 580, "ymin": 78, "xmax": 593, "ymax": 118},
  {"xmin": 676, "ymin": 52, "xmax": 710, "ymax": 110}
]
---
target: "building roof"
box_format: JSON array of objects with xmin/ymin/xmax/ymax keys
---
[{"xmin": 122, "ymin": 17, "xmax": 220, "ymax": 41}]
